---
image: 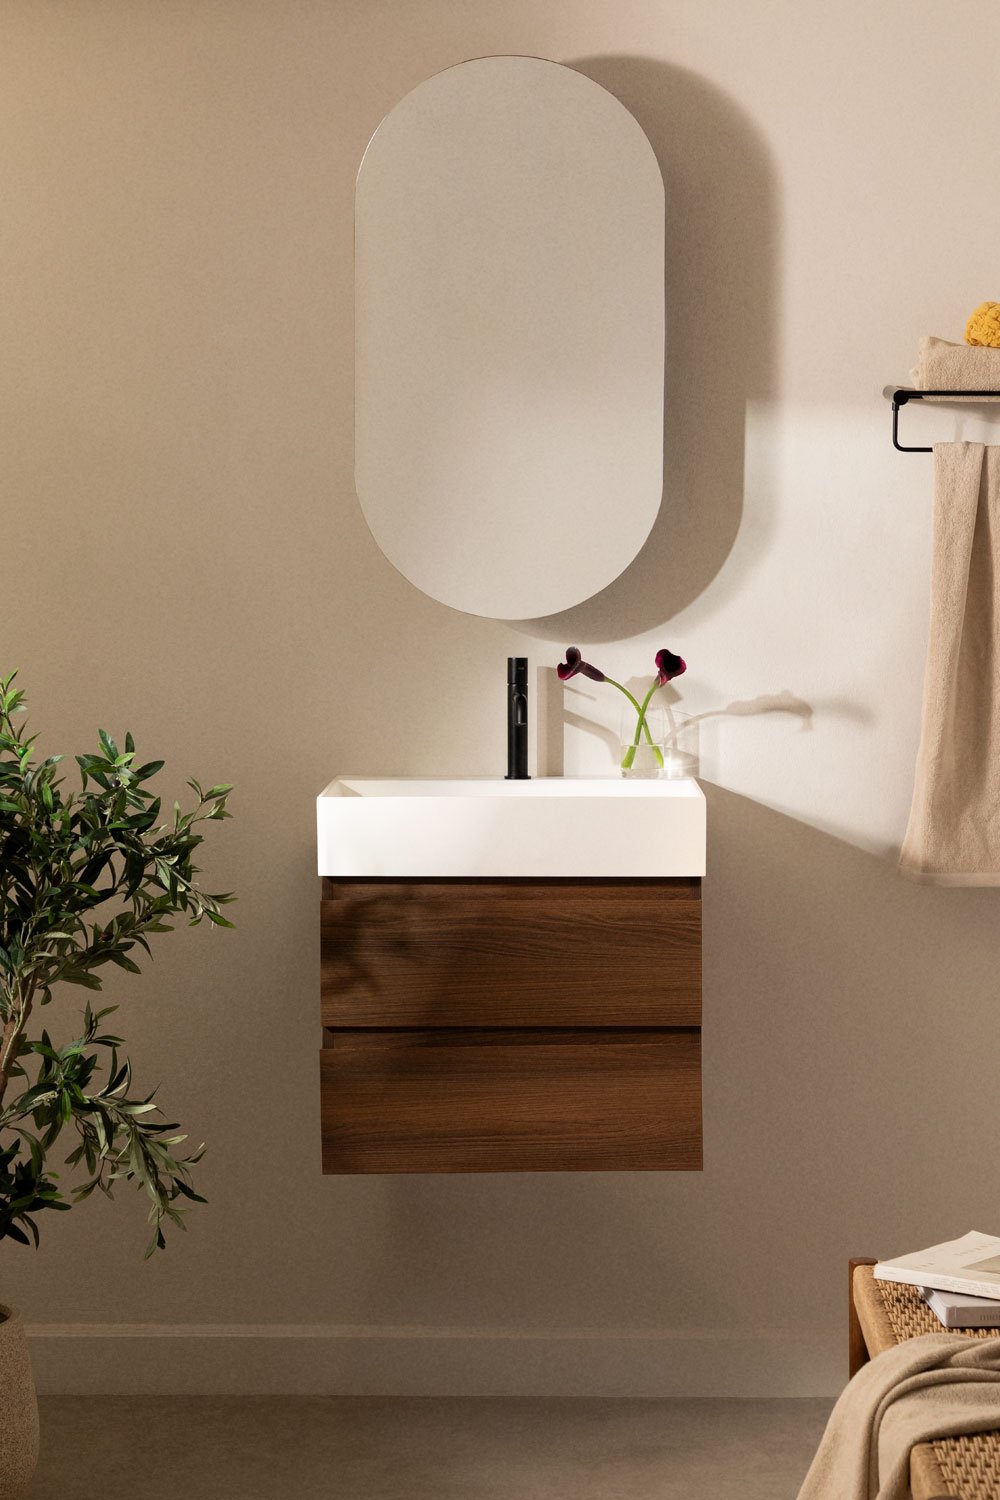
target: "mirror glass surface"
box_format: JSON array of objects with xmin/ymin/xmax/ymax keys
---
[{"xmin": 355, "ymin": 56, "xmax": 664, "ymax": 619}]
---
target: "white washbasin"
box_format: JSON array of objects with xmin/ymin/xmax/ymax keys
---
[{"xmin": 317, "ymin": 777, "xmax": 706, "ymax": 879}]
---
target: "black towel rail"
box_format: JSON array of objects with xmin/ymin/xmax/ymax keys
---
[{"xmin": 885, "ymin": 387, "xmax": 1000, "ymax": 453}]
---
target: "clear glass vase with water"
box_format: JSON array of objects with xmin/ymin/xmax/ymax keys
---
[{"xmin": 619, "ymin": 707, "xmax": 697, "ymax": 780}]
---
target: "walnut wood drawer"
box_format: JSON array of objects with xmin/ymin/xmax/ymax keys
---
[
  {"xmin": 321, "ymin": 878, "xmax": 701, "ymax": 1029},
  {"xmin": 320, "ymin": 1029, "xmax": 702, "ymax": 1173}
]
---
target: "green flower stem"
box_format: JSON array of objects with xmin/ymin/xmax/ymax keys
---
[
  {"xmin": 604, "ymin": 678, "xmax": 664, "ymax": 771},
  {"xmin": 631, "ymin": 681, "xmax": 665, "ymax": 770}
]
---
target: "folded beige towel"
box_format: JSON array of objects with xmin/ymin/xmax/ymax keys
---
[
  {"xmin": 911, "ymin": 334, "xmax": 1000, "ymax": 394},
  {"xmin": 900, "ymin": 443, "xmax": 1000, "ymax": 883},
  {"xmin": 797, "ymin": 1332, "xmax": 1000, "ymax": 1500}
]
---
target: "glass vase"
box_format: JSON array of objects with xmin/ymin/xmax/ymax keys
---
[{"xmin": 619, "ymin": 707, "xmax": 698, "ymax": 780}]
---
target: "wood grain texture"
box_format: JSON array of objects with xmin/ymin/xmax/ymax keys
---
[
  {"xmin": 321, "ymin": 879, "xmax": 701, "ymax": 1029},
  {"xmin": 320, "ymin": 1029, "xmax": 702, "ymax": 1173}
]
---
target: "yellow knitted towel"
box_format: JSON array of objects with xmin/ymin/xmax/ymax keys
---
[{"xmin": 965, "ymin": 301, "xmax": 1000, "ymax": 347}]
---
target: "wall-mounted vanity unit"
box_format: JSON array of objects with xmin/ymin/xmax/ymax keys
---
[
  {"xmin": 326, "ymin": 58, "xmax": 688, "ymax": 1172},
  {"xmin": 318, "ymin": 780, "xmax": 706, "ymax": 1173}
]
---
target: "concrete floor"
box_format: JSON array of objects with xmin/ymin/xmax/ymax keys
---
[{"xmin": 25, "ymin": 1396, "xmax": 832, "ymax": 1499}]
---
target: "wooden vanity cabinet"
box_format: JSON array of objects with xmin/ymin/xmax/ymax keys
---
[{"xmin": 320, "ymin": 876, "xmax": 702, "ymax": 1173}]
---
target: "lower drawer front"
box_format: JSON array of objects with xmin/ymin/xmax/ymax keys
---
[{"xmin": 321, "ymin": 1030, "xmax": 702, "ymax": 1173}]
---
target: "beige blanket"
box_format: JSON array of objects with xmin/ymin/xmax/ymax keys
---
[
  {"xmin": 911, "ymin": 335, "xmax": 1000, "ymax": 393},
  {"xmin": 798, "ymin": 1332, "xmax": 1000, "ymax": 1500},
  {"xmin": 900, "ymin": 443, "xmax": 1000, "ymax": 883}
]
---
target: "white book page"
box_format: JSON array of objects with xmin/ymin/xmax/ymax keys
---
[{"xmin": 876, "ymin": 1231, "xmax": 1000, "ymax": 1286}]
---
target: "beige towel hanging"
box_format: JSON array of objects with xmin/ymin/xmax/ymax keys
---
[{"xmin": 901, "ymin": 442, "xmax": 1000, "ymax": 883}]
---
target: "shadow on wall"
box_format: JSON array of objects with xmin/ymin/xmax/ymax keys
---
[
  {"xmin": 521, "ymin": 55, "xmax": 779, "ymax": 641},
  {"xmin": 558, "ymin": 686, "xmax": 819, "ymax": 772},
  {"xmin": 536, "ymin": 659, "xmax": 868, "ymax": 779},
  {"xmin": 332, "ymin": 787, "xmax": 1000, "ymax": 1364}
]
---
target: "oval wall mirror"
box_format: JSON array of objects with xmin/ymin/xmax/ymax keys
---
[{"xmin": 355, "ymin": 56, "xmax": 664, "ymax": 620}]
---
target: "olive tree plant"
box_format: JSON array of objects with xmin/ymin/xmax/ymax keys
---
[{"xmin": 0, "ymin": 672, "xmax": 232, "ymax": 1256}]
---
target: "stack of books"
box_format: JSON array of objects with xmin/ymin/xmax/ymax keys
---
[{"xmin": 875, "ymin": 1230, "xmax": 1000, "ymax": 1329}]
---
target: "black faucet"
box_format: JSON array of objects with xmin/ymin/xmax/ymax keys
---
[{"xmin": 505, "ymin": 657, "xmax": 530, "ymax": 780}]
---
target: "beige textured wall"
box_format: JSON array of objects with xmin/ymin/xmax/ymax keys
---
[{"xmin": 3, "ymin": 0, "xmax": 1000, "ymax": 1396}]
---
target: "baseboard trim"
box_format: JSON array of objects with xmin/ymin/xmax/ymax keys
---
[{"xmin": 26, "ymin": 1323, "xmax": 842, "ymax": 1396}]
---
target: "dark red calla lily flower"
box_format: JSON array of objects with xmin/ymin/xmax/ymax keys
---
[
  {"xmin": 557, "ymin": 647, "xmax": 606, "ymax": 683},
  {"xmin": 655, "ymin": 649, "xmax": 686, "ymax": 685}
]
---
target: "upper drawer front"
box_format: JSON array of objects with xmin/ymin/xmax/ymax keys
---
[{"xmin": 321, "ymin": 879, "xmax": 701, "ymax": 1028}]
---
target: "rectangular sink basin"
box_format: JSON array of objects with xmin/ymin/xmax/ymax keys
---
[{"xmin": 317, "ymin": 777, "xmax": 706, "ymax": 879}]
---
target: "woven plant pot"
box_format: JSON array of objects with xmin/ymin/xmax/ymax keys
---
[{"xmin": 0, "ymin": 1306, "xmax": 38, "ymax": 1495}]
